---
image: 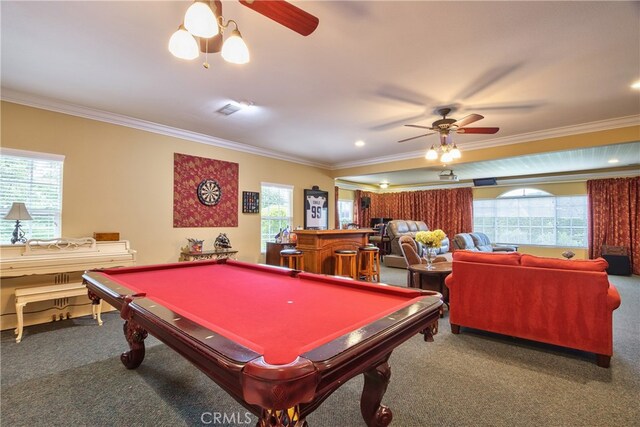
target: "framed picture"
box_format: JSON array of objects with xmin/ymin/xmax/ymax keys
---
[
  {"xmin": 242, "ymin": 191, "xmax": 260, "ymax": 213},
  {"xmin": 304, "ymin": 188, "xmax": 328, "ymax": 229}
]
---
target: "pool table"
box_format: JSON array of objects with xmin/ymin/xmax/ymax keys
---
[{"xmin": 83, "ymin": 259, "xmax": 442, "ymax": 426}]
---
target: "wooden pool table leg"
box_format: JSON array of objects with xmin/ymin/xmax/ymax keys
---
[
  {"xmin": 256, "ymin": 407, "xmax": 307, "ymax": 427},
  {"xmin": 121, "ymin": 319, "xmax": 148, "ymax": 369},
  {"xmin": 360, "ymin": 359, "xmax": 393, "ymax": 427}
]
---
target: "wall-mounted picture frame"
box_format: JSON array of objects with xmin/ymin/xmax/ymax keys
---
[
  {"xmin": 242, "ymin": 191, "xmax": 260, "ymax": 213},
  {"xmin": 304, "ymin": 187, "xmax": 328, "ymax": 229}
]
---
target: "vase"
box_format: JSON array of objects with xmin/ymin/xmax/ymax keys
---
[{"xmin": 424, "ymin": 247, "xmax": 437, "ymax": 270}]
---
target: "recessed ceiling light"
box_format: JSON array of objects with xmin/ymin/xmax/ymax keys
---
[
  {"xmin": 379, "ymin": 182, "xmax": 389, "ymax": 189},
  {"xmin": 631, "ymin": 81, "xmax": 640, "ymax": 90},
  {"xmin": 608, "ymin": 158, "xmax": 620, "ymax": 164},
  {"xmin": 355, "ymin": 140, "xmax": 365, "ymax": 147}
]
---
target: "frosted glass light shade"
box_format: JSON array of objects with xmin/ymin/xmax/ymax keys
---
[
  {"xmin": 221, "ymin": 29, "xmax": 250, "ymax": 64},
  {"xmin": 441, "ymin": 152, "xmax": 453, "ymax": 163},
  {"xmin": 169, "ymin": 26, "xmax": 199, "ymax": 60},
  {"xmin": 425, "ymin": 147, "xmax": 438, "ymax": 160},
  {"xmin": 184, "ymin": 2, "xmax": 219, "ymax": 38},
  {"xmin": 451, "ymin": 146, "xmax": 461, "ymax": 159}
]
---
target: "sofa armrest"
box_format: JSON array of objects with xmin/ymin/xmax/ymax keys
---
[
  {"xmin": 437, "ymin": 237, "xmax": 450, "ymax": 254},
  {"xmin": 607, "ymin": 284, "xmax": 621, "ymax": 311},
  {"xmin": 492, "ymin": 245, "xmax": 517, "ymax": 252}
]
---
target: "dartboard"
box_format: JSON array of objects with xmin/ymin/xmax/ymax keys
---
[{"xmin": 197, "ymin": 179, "xmax": 222, "ymax": 206}]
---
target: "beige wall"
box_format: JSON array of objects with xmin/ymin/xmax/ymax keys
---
[
  {"xmin": 338, "ymin": 188, "xmax": 355, "ymax": 200},
  {"xmin": 472, "ymin": 181, "xmax": 586, "ymax": 199},
  {"xmin": 1, "ymin": 101, "xmax": 335, "ymax": 265}
]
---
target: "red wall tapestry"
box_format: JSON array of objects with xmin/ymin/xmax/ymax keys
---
[{"xmin": 173, "ymin": 153, "xmax": 238, "ymax": 227}]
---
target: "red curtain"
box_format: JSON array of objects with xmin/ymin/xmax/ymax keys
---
[
  {"xmin": 358, "ymin": 187, "xmax": 473, "ymax": 238},
  {"xmin": 334, "ymin": 186, "xmax": 340, "ymax": 229},
  {"xmin": 354, "ymin": 190, "xmax": 362, "ymax": 227},
  {"xmin": 587, "ymin": 177, "xmax": 639, "ymax": 274}
]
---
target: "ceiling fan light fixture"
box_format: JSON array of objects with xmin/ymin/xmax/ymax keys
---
[
  {"xmin": 221, "ymin": 27, "xmax": 250, "ymax": 64},
  {"xmin": 451, "ymin": 144, "xmax": 461, "ymax": 159},
  {"xmin": 169, "ymin": 25, "xmax": 200, "ymax": 60},
  {"xmin": 184, "ymin": 1, "xmax": 220, "ymax": 38},
  {"xmin": 441, "ymin": 151, "xmax": 453, "ymax": 164},
  {"xmin": 425, "ymin": 147, "xmax": 438, "ymax": 160}
]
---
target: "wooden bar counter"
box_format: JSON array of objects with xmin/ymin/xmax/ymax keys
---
[{"xmin": 295, "ymin": 229, "xmax": 375, "ymax": 275}]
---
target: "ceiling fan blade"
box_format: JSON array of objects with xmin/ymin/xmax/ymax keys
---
[
  {"xmin": 398, "ymin": 133, "xmax": 433, "ymax": 143},
  {"xmin": 375, "ymin": 85, "xmax": 432, "ymax": 107},
  {"xmin": 405, "ymin": 124, "xmax": 433, "ymax": 130},
  {"xmin": 453, "ymin": 114, "xmax": 483, "ymax": 128},
  {"xmin": 456, "ymin": 127, "xmax": 500, "ymax": 134},
  {"xmin": 239, "ymin": 0, "xmax": 319, "ymax": 36},
  {"xmin": 452, "ymin": 63, "xmax": 522, "ymax": 101},
  {"xmin": 369, "ymin": 113, "xmax": 428, "ymax": 131},
  {"xmin": 200, "ymin": 0, "xmax": 223, "ymax": 53}
]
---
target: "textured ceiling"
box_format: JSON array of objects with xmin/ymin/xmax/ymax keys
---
[{"xmin": 1, "ymin": 1, "xmax": 639, "ymax": 179}]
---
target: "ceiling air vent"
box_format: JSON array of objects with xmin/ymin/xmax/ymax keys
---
[{"xmin": 216, "ymin": 103, "xmax": 243, "ymax": 116}]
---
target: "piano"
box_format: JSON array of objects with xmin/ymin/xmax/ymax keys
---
[{"xmin": 0, "ymin": 237, "xmax": 136, "ymax": 340}]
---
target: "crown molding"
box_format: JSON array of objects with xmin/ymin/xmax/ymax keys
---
[
  {"xmin": 1, "ymin": 89, "xmax": 331, "ymax": 169},
  {"xmin": 3, "ymin": 89, "xmax": 637, "ymax": 173},
  {"xmin": 331, "ymin": 115, "xmax": 640, "ymax": 170}
]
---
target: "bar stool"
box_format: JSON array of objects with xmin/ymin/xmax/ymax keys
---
[
  {"xmin": 280, "ymin": 249, "xmax": 304, "ymax": 271},
  {"xmin": 358, "ymin": 245, "xmax": 380, "ymax": 282},
  {"xmin": 334, "ymin": 249, "xmax": 358, "ymax": 280}
]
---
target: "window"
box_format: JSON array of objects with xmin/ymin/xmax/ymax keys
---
[
  {"xmin": 337, "ymin": 199, "xmax": 354, "ymax": 226},
  {"xmin": 473, "ymin": 188, "xmax": 587, "ymax": 247},
  {"xmin": 260, "ymin": 183, "xmax": 293, "ymax": 252},
  {"xmin": 0, "ymin": 148, "xmax": 64, "ymax": 242}
]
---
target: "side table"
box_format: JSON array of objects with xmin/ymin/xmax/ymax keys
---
[{"xmin": 407, "ymin": 262, "xmax": 452, "ymax": 317}]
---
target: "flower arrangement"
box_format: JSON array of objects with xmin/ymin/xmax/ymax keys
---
[{"xmin": 415, "ymin": 229, "xmax": 446, "ymax": 248}]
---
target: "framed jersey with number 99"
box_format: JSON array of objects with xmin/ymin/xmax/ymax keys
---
[{"xmin": 304, "ymin": 188, "xmax": 328, "ymax": 229}]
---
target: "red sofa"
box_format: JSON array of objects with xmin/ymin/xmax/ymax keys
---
[{"xmin": 444, "ymin": 251, "xmax": 621, "ymax": 367}]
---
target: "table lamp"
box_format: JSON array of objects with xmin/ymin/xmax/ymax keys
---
[{"xmin": 4, "ymin": 202, "xmax": 33, "ymax": 244}]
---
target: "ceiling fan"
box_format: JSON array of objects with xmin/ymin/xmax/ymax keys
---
[
  {"xmin": 198, "ymin": 0, "xmax": 319, "ymax": 54},
  {"xmin": 398, "ymin": 107, "xmax": 499, "ymax": 144}
]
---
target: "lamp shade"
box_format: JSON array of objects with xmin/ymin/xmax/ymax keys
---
[
  {"xmin": 184, "ymin": 2, "xmax": 219, "ymax": 38},
  {"xmin": 221, "ymin": 29, "xmax": 250, "ymax": 64},
  {"xmin": 4, "ymin": 202, "xmax": 32, "ymax": 221},
  {"xmin": 425, "ymin": 147, "xmax": 438, "ymax": 160},
  {"xmin": 169, "ymin": 25, "xmax": 200, "ymax": 60}
]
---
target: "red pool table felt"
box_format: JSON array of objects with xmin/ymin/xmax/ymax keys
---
[{"xmin": 99, "ymin": 261, "xmax": 425, "ymax": 365}]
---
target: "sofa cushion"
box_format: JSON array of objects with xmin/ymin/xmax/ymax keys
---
[
  {"xmin": 470, "ymin": 232, "xmax": 491, "ymax": 247},
  {"xmin": 521, "ymin": 254, "xmax": 608, "ymax": 272},
  {"xmin": 453, "ymin": 233, "xmax": 476, "ymax": 250},
  {"xmin": 453, "ymin": 250, "xmax": 522, "ymax": 265},
  {"xmin": 389, "ymin": 220, "xmax": 410, "ymax": 235}
]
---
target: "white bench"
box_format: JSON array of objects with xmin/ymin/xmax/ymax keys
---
[{"xmin": 15, "ymin": 283, "xmax": 102, "ymax": 343}]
